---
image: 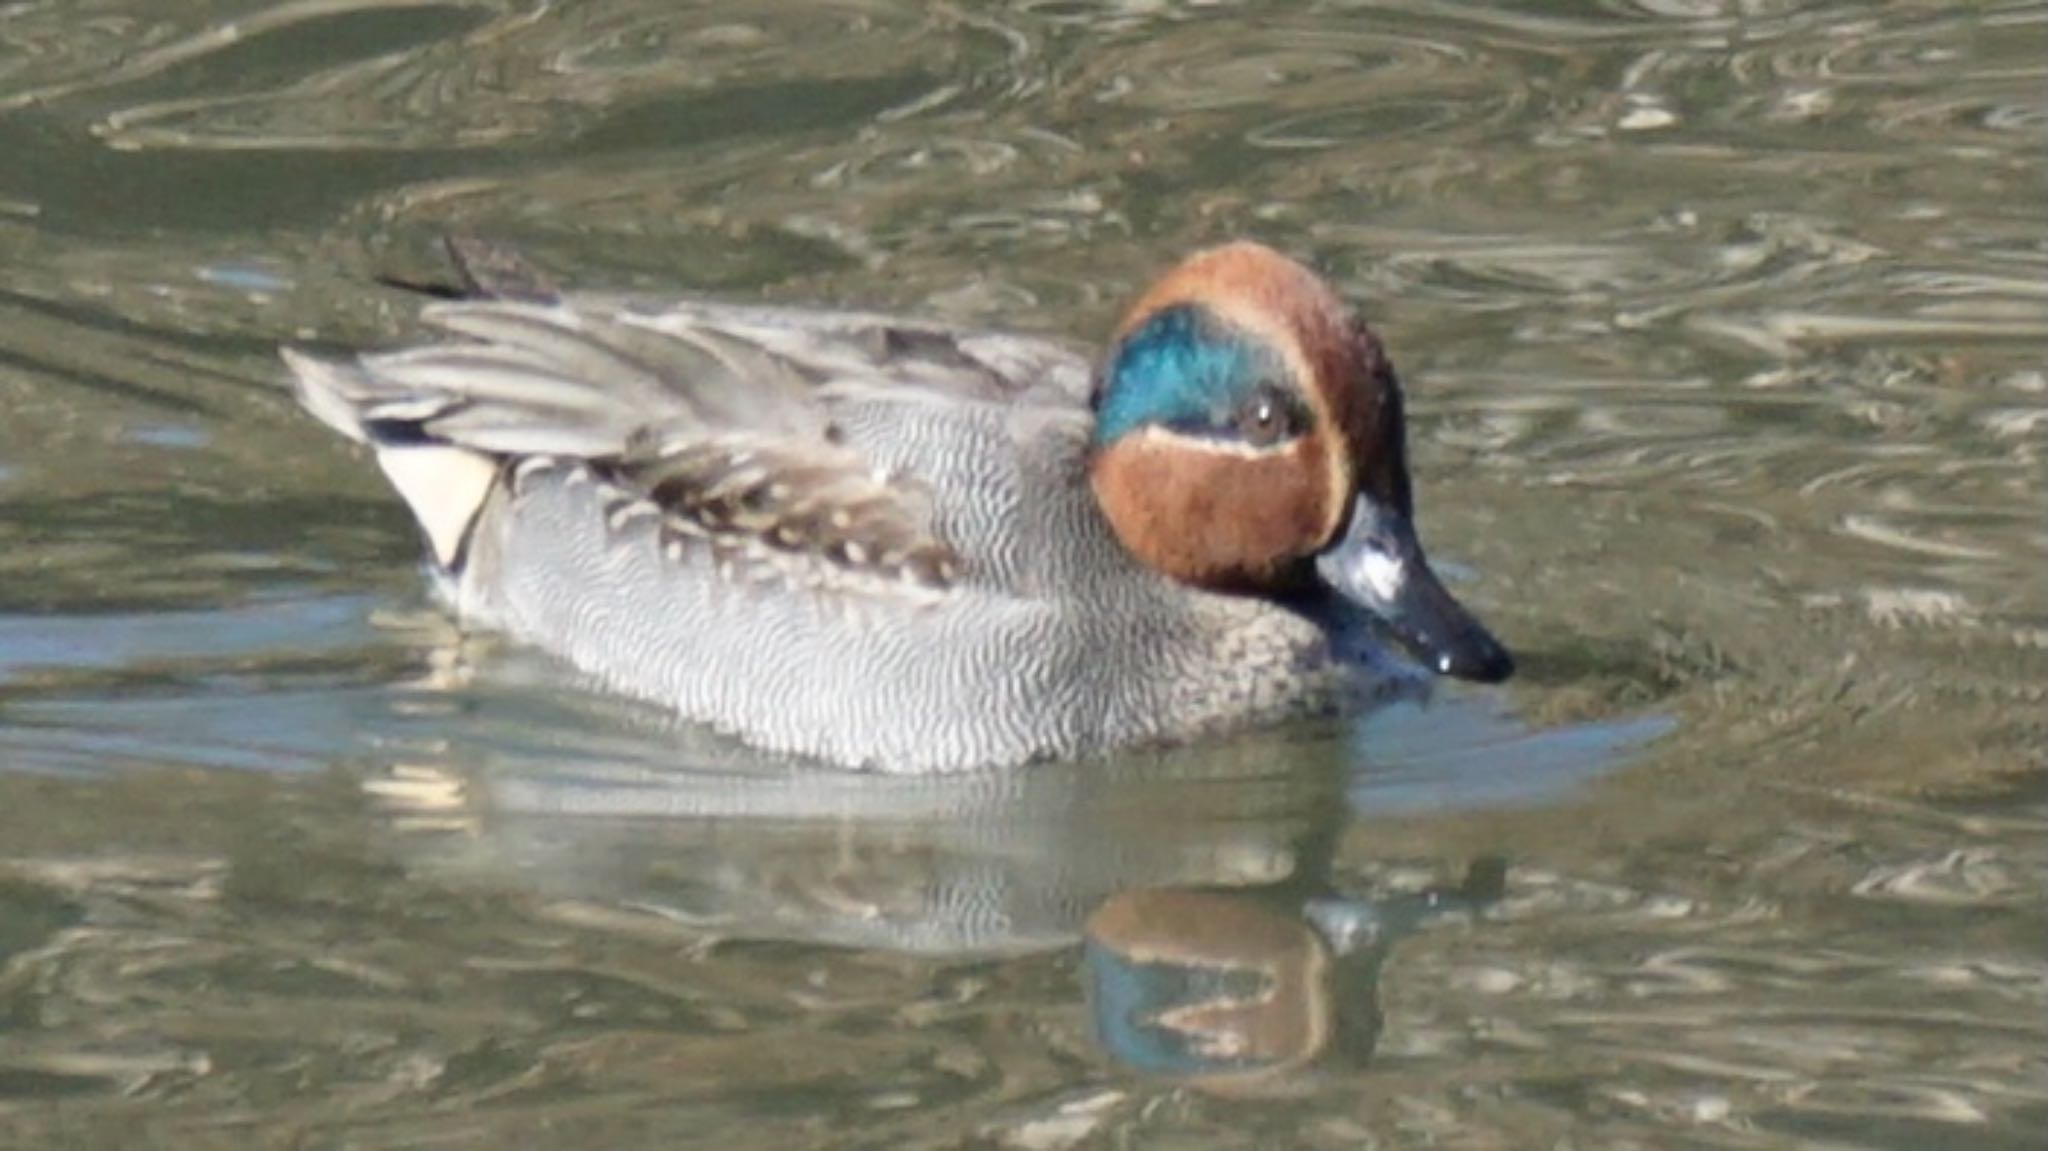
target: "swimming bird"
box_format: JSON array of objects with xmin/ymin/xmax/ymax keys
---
[{"xmin": 286, "ymin": 238, "xmax": 1512, "ymax": 772}]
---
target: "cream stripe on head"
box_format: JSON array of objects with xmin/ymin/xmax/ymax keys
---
[{"xmin": 1111, "ymin": 242, "xmax": 1363, "ymax": 548}]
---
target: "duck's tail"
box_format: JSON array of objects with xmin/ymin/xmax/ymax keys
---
[{"xmin": 283, "ymin": 344, "xmax": 503, "ymax": 570}]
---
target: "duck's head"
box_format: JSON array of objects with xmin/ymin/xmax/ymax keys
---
[{"xmin": 1088, "ymin": 242, "xmax": 1513, "ymax": 683}]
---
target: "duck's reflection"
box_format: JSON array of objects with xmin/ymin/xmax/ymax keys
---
[
  {"xmin": 1083, "ymin": 861, "xmax": 1503, "ymax": 1095},
  {"xmin": 369, "ymin": 698, "xmax": 1522, "ymax": 1091},
  {"xmin": 377, "ymin": 723, "xmax": 1352, "ymax": 952}
]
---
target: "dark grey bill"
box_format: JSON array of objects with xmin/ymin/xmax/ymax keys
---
[{"xmin": 1314, "ymin": 496, "xmax": 1515, "ymax": 683}]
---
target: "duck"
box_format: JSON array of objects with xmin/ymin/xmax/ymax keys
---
[{"xmin": 286, "ymin": 237, "xmax": 1512, "ymax": 773}]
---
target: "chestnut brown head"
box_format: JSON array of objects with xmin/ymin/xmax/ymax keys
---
[{"xmin": 1088, "ymin": 242, "xmax": 1512, "ymax": 683}]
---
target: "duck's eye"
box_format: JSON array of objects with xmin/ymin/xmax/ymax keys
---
[{"xmin": 1234, "ymin": 383, "xmax": 1304, "ymax": 447}]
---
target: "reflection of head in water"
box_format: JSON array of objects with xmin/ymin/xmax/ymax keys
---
[{"xmin": 1083, "ymin": 858, "xmax": 1506, "ymax": 1096}]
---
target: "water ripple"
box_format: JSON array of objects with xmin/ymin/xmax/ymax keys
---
[{"xmin": 1, "ymin": 1, "xmax": 2046, "ymax": 1146}]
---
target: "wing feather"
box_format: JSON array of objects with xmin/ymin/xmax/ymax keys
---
[{"xmin": 287, "ymin": 264, "xmax": 1089, "ymax": 596}]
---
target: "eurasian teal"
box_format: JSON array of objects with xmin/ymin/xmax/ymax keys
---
[{"xmin": 287, "ymin": 238, "xmax": 1512, "ymax": 772}]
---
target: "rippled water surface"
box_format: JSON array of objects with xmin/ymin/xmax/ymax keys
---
[{"xmin": 3, "ymin": 2, "xmax": 2046, "ymax": 1146}]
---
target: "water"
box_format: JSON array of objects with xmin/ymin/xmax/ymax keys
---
[{"xmin": 2, "ymin": 1, "xmax": 2045, "ymax": 1145}]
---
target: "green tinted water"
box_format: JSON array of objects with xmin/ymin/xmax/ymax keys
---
[{"xmin": 2, "ymin": 2, "xmax": 2045, "ymax": 1146}]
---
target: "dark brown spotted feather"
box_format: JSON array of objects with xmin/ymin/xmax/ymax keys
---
[{"xmin": 611, "ymin": 437, "xmax": 960, "ymax": 591}]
